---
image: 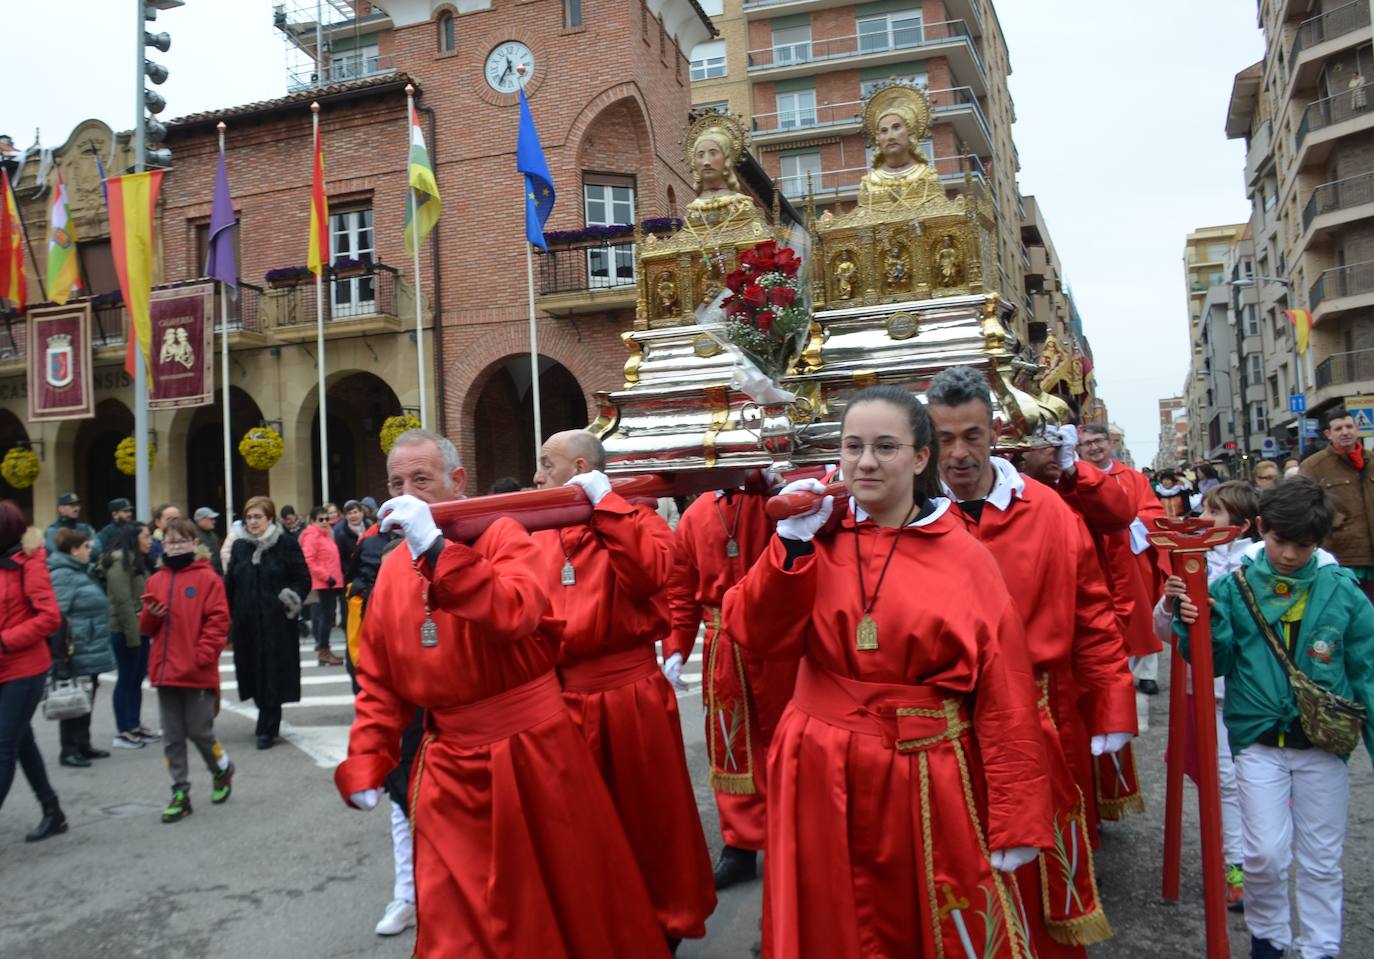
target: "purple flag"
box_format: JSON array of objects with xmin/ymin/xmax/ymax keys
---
[{"xmin": 205, "ymin": 149, "xmax": 237, "ymax": 287}]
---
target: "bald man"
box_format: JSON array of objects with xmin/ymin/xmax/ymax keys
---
[{"xmin": 532, "ymin": 431, "xmax": 716, "ymax": 952}]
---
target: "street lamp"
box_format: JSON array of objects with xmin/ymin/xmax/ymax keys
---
[{"xmin": 1231, "ymin": 275, "xmax": 1308, "ymax": 458}]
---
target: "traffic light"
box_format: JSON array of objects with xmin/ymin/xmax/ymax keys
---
[{"xmin": 138, "ymin": 1, "xmax": 184, "ymax": 170}]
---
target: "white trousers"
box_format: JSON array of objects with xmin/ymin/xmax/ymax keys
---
[
  {"xmin": 390, "ymin": 799, "xmax": 415, "ymax": 904},
  {"xmin": 1216, "ymin": 705, "xmax": 1242, "ymax": 865},
  {"xmin": 1235, "ymin": 744, "xmax": 1349, "ymax": 958},
  {"xmin": 1131, "ymin": 652, "xmax": 1160, "ymax": 683}
]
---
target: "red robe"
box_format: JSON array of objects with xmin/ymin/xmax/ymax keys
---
[
  {"xmin": 667, "ymin": 490, "xmax": 797, "ymax": 851},
  {"xmin": 336, "ymin": 518, "xmax": 668, "ymax": 958},
  {"xmin": 724, "ymin": 500, "xmax": 1053, "ymax": 959},
  {"xmin": 949, "ymin": 462, "xmax": 1135, "ymax": 954},
  {"xmin": 531, "ymin": 491, "xmax": 716, "ymax": 941}
]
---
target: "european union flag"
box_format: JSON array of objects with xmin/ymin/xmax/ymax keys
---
[{"xmin": 517, "ymin": 88, "xmax": 555, "ymax": 251}]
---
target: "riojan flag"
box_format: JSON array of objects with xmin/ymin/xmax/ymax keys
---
[
  {"xmin": 516, "ymin": 88, "xmax": 555, "ymax": 252},
  {"xmin": 0, "ymin": 170, "xmax": 25, "ymax": 311},
  {"xmin": 307, "ymin": 115, "xmax": 329, "ymax": 275},
  {"xmin": 404, "ymin": 100, "xmax": 441, "ymax": 257},
  {"xmin": 46, "ymin": 169, "xmax": 81, "ymax": 304},
  {"xmin": 1284, "ymin": 309, "xmax": 1312, "ymax": 355},
  {"xmin": 106, "ymin": 170, "xmax": 164, "ymax": 376}
]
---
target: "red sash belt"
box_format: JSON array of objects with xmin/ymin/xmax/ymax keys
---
[
  {"xmin": 557, "ymin": 644, "xmax": 660, "ymax": 694},
  {"xmin": 791, "ymin": 657, "xmax": 970, "ymax": 752},
  {"xmin": 427, "ymin": 671, "xmax": 565, "ymax": 748}
]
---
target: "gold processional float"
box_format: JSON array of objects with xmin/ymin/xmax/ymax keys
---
[{"xmin": 433, "ymin": 83, "xmax": 1097, "ymax": 537}]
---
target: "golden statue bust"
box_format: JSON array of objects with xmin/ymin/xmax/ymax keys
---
[
  {"xmin": 858, "ymin": 83, "xmax": 943, "ymax": 213},
  {"xmin": 682, "ymin": 111, "xmax": 761, "ymax": 240}
]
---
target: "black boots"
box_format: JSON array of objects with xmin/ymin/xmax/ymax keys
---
[
  {"xmin": 713, "ymin": 844, "xmax": 758, "ymax": 889},
  {"xmin": 25, "ymin": 801, "xmax": 68, "ymax": 842}
]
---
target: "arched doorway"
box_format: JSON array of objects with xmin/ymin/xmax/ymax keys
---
[
  {"xmin": 184, "ymin": 387, "xmax": 268, "ymax": 530},
  {"xmin": 310, "ymin": 371, "xmax": 402, "ymax": 506},
  {"xmin": 0, "ymin": 411, "xmax": 34, "ymax": 519},
  {"xmin": 74, "ymin": 399, "xmax": 134, "ymax": 520},
  {"xmin": 472, "ymin": 356, "xmax": 587, "ymax": 492}
]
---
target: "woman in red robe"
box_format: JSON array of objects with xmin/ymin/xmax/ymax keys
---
[{"xmin": 723, "ymin": 385, "xmax": 1053, "ymax": 959}]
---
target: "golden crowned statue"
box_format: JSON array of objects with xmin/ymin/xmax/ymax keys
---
[{"xmin": 857, "ymin": 84, "xmax": 944, "ymax": 213}]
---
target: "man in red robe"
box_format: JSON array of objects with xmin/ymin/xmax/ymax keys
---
[
  {"xmin": 667, "ymin": 486, "xmax": 797, "ymax": 889},
  {"xmin": 336, "ymin": 429, "xmax": 668, "ymax": 958},
  {"xmin": 531, "ymin": 430, "xmax": 716, "ymax": 951},
  {"xmin": 929, "ymin": 368, "xmax": 1136, "ymax": 955}
]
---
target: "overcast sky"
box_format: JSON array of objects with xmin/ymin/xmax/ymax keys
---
[{"xmin": 7, "ymin": 1, "xmax": 1262, "ymax": 466}]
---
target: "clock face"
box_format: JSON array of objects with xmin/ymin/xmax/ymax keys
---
[{"xmin": 485, "ymin": 41, "xmax": 534, "ymax": 93}]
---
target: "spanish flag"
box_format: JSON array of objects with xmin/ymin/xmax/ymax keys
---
[
  {"xmin": 404, "ymin": 101, "xmax": 441, "ymax": 257},
  {"xmin": 107, "ymin": 170, "xmax": 164, "ymax": 376},
  {"xmin": 46, "ymin": 169, "xmax": 81, "ymax": 305},
  {"xmin": 307, "ymin": 118, "xmax": 329, "ymax": 275},
  {"xmin": 1284, "ymin": 309, "xmax": 1312, "ymax": 355},
  {"xmin": 0, "ymin": 171, "xmax": 25, "ymax": 311}
]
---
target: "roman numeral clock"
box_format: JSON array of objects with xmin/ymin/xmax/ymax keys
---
[{"xmin": 484, "ymin": 41, "xmax": 533, "ymax": 93}]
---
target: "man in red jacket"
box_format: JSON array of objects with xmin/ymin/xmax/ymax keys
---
[
  {"xmin": 929, "ymin": 367, "xmax": 1135, "ymax": 956},
  {"xmin": 532, "ymin": 430, "xmax": 715, "ymax": 952}
]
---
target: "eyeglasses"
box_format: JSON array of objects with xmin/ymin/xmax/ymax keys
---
[
  {"xmin": 839, "ymin": 440, "xmax": 917, "ymax": 463},
  {"xmin": 315, "ymin": 517, "xmax": 330, "ymax": 524}
]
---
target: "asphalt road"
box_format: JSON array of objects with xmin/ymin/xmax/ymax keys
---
[{"xmin": 1, "ymin": 635, "xmax": 1370, "ymax": 958}]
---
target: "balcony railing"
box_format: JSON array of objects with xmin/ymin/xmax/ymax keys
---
[
  {"xmin": 536, "ymin": 239, "xmax": 638, "ymax": 296},
  {"xmin": 747, "ymin": 19, "xmax": 983, "ymax": 78},
  {"xmin": 286, "ymin": 52, "xmax": 397, "ymax": 92},
  {"xmin": 1295, "ymin": 81, "xmax": 1374, "ymax": 151},
  {"xmin": 215, "ymin": 282, "xmax": 264, "ymax": 334},
  {"xmin": 1246, "ymin": 119, "xmax": 1273, "ymax": 183},
  {"xmin": 787, "ymin": 153, "xmax": 988, "ymax": 199},
  {"xmin": 1302, "ymin": 168, "xmax": 1374, "ymax": 232},
  {"xmin": 752, "ymin": 86, "xmax": 989, "ymax": 140},
  {"xmin": 269, "ymin": 264, "xmax": 400, "ymax": 328},
  {"xmin": 1290, "ymin": 0, "xmax": 1370, "ymax": 64},
  {"xmin": 1316, "ymin": 348, "xmax": 1374, "ymax": 389},
  {"xmin": 1309, "ymin": 259, "xmax": 1374, "ymax": 311}
]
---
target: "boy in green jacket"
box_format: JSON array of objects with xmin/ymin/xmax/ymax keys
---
[{"xmin": 1176, "ymin": 476, "xmax": 1374, "ymax": 959}]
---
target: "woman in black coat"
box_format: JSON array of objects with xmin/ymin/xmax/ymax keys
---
[{"xmin": 224, "ymin": 496, "xmax": 310, "ymax": 750}]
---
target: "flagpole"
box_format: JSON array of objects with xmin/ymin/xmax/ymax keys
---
[
  {"xmin": 519, "ymin": 65, "xmax": 543, "ymax": 463},
  {"xmin": 218, "ymin": 122, "xmax": 234, "ymax": 528},
  {"xmin": 313, "ymin": 101, "xmax": 329, "ymax": 505},
  {"xmin": 132, "ymin": 0, "xmax": 150, "ymax": 523},
  {"xmin": 405, "ymin": 85, "xmax": 429, "ymax": 431}
]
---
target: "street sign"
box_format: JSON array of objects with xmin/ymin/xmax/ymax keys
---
[
  {"xmin": 1346, "ymin": 395, "xmax": 1374, "ymax": 435},
  {"xmin": 1303, "ymin": 417, "xmax": 1321, "ymax": 438},
  {"xmin": 1261, "ymin": 438, "xmax": 1277, "ymax": 453},
  {"xmin": 1288, "ymin": 393, "xmax": 1307, "ymax": 413}
]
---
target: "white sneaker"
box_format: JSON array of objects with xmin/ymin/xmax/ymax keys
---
[
  {"xmin": 375, "ymin": 899, "xmax": 416, "ymax": 936},
  {"xmin": 111, "ymin": 733, "xmax": 145, "ymax": 750}
]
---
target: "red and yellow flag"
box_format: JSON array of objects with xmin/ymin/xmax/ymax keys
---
[
  {"xmin": 1284, "ymin": 309, "xmax": 1312, "ymax": 355},
  {"xmin": 307, "ymin": 120, "xmax": 329, "ymax": 274},
  {"xmin": 0, "ymin": 171, "xmax": 26, "ymax": 311},
  {"xmin": 107, "ymin": 170, "xmax": 164, "ymax": 376}
]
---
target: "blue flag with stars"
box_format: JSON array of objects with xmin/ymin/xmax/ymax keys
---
[{"xmin": 516, "ymin": 88, "xmax": 555, "ymax": 251}]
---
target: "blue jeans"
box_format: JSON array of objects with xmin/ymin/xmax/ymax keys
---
[
  {"xmin": 0, "ymin": 671, "xmax": 58, "ymax": 810},
  {"xmin": 110, "ymin": 635, "xmax": 149, "ymax": 734}
]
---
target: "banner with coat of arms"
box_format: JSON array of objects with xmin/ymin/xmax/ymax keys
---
[
  {"xmin": 149, "ymin": 283, "xmax": 214, "ymax": 411},
  {"xmin": 27, "ymin": 302, "xmax": 94, "ymax": 422}
]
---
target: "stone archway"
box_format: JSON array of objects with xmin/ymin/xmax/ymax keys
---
[
  {"xmin": 0, "ymin": 411, "xmax": 33, "ymax": 519},
  {"xmin": 471, "ymin": 356, "xmax": 586, "ymax": 493},
  {"xmin": 73, "ymin": 398, "xmax": 135, "ymax": 520},
  {"xmin": 307, "ymin": 371, "xmax": 403, "ymax": 507},
  {"xmin": 184, "ymin": 387, "xmax": 268, "ymax": 529}
]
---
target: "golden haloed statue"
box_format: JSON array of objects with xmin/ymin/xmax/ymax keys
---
[
  {"xmin": 683, "ymin": 112, "xmax": 762, "ymax": 241},
  {"xmin": 858, "ymin": 83, "xmax": 942, "ymax": 213}
]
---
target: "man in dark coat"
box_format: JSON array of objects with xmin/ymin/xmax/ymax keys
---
[
  {"xmin": 224, "ymin": 497, "xmax": 311, "ymax": 749},
  {"xmin": 93, "ymin": 497, "xmax": 133, "ymax": 557}
]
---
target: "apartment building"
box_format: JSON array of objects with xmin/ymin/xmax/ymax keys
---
[
  {"xmin": 1154, "ymin": 396, "xmax": 1189, "ymax": 470},
  {"xmin": 1227, "ymin": 0, "xmax": 1374, "ymax": 444},
  {"xmin": 1181, "ymin": 224, "xmax": 1248, "ymax": 460},
  {"xmin": 1021, "ymin": 194, "xmax": 1076, "ymax": 351},
  {"xmin": 688, "ymin": 0, "xmax": 1032, "ymax": 338}
]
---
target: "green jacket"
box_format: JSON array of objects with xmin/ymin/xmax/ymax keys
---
[
  {"xmin": 1177, "ymin": 545, "xmax": 1374, "ymax": 763},
  {"xmin": 48, "ymin": 551, "xmax": 117, "ymax": 678},
  {"xmin": 104, "ymin": 551, "xmax": 150, "ymax": 647}
]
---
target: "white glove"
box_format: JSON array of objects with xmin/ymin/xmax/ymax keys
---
[
  {"xmin": 566, "ymin": 469, "xmax": 612, "ymax": 507},
  {"xmin": 663, "ymin": 652, "xmax": 688, "ymax": 691},
  {"xmin": 990, "ymin": 846, "xmax": 1039, "ymax": 873},
  {"xmin": 775, "ymin": 478, "xmax": 834, "ymax": 542},
  {"xmin": 1091, "ymin": 731, "xmax": 1134, "ymax": 756},
  {"xmin": 1056, "ymin": 424, "xmax": 1078, "ymax": 473},
  {"xmin": 379, "ymin": 494, "xmax": 442, "ymax": 560},
  {"xmin": 349, "ymin": 788, "xmax": 380, "ymax": 811}
]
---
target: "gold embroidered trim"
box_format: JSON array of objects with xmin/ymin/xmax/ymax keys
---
[
  {"xmin": 919, "ymin": 752, "xmax": 947, "ymax": 959},
  {"xmin": 705, "ymin": 607, "xmax": 757, "ymax": 795},
  {"xmin": 894, "ymin": 699, "xmax": 972, "ymax": 751},
  {"xmin": 1038, "ymin": 791, "xmax": 1114, "ymax": 946}
]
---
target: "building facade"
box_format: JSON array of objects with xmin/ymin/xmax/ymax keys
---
[
  {"xmin": 1180, "ymin": 223, "xmax": 1248, "ymax": 462},
  {"xmin": 1154, "ymin": 395, "xmax": 1188, "ymax": 470}
]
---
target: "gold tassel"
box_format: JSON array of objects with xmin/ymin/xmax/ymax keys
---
[
  {"xmin": 1047, "ymin": 907, "xmax": 1114, "ymax": 946},
  {"xmin": 1097, "ymin": 793, "xmax": 1146, "ymax": 820},
  {"xmin": 708, "ymin": 770, "xmax": 757, "ymax": 795}
]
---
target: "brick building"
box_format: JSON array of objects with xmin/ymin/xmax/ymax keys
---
[{"xmin": 0, "ymin": 0, "xmax": 714, "ymax": 514}]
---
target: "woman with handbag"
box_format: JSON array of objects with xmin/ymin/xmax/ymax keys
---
[
  {"xmin": 48, "ymin": 528, "xmax": 117, "ymax": 768},
  {"xmin": 104, "ymin": 523, "xmax": 158, "ymax": 749},
  {"xmin": 225, "ymin": 496, "xmax": 310, "ymax": 750},
  {"xmin": 0, "ymin": 501, "xmax": 67, "ymax": 841}
]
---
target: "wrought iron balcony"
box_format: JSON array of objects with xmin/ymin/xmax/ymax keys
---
[
  {"xmin": 1290, "ymin": 0, "xmax": 1370, "ymax": 66},
  {"xmin": 1309, "ymin": 259, "xmax": 1374, "ymax": 311},
  {"xmin": 266, "ymin": 264, "xmax": 401, "ymax": 331},
  {"xmin": 213, "ymin": 282, "xmax": 264, "ymax": 334},
  {"xmin": 536, "ymin": 238, "xmax": 638, "ymax": 297},
  {"xmin": 746, "ymin": 19, "xmax": 984, "ymax": 82},
  {"xmin": 1295, "ymin": 81, "xmax": 1374, "ymax": 152},
  {"xmin": 1315, "ymin": 347, "xmax": 1374, "ymax": 390},
  {"xmin": 1302, "ymin": 169, "xmax": 1374, "ymax": 233}
]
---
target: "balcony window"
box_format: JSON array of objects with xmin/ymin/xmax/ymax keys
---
[
  {"xmin": 584, "ymin": 179, "xmax": 636, "ymax": 287},
  {"xmin": 860, "ymin": 72, "xmax": 927, "ymax": 97},
  {"xmin": 779, "ymin": 150, "xmax": 822, "ymax": 197},
  {"xmin": 330, "ymin": 44, "xmax": 380, "ymax": 81},
  {"xmin": 777, "ymin": 90, "xmax": 817, "ymax": 129},
  {"xmin": 771, "ymin": 25, "xmax": 812, "ymax": 65},
  {"xmin": 1248, "ymin": 353, "xmax": 1264, "ymax": 384},
  {"xmin": 690, "ymin": 40, "xmax": 727, "ymax": 80},
  {"xmin": 1244, "ymin": 303, "xmax": 1260, "ymax": 337},
  {"xmin": 330, "ymin": 208, "xmax": 376, "ymax": 316},
  {"xmin": 856, "ymin": 10, "xmax": 923, "ymax": 55}
]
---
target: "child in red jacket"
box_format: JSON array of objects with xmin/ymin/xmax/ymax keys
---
[{"xmin": 140, "ymin": 518, "xmax": 233, "ymax": 823}]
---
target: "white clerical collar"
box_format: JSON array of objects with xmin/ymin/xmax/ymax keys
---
[
  {"xmin": 852, "ymin": 496, "xmax": 951, "ymax": 527},
  {"xmin": 713, "ymin": 486, "xmax": 747, "ymax": 499},
  {"xmin": 939, "ymin": 456, "xmax": 1025, "ymax": 512}
]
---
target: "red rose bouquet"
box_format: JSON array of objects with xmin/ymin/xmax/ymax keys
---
[{"xmin": 716, "ymin": 240, "xmax": 810, "ymax": 384}]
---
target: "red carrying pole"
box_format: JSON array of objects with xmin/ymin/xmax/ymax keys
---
[{"xmin": 1161, "ymin": 641, "xmax": 1188, "ymax": 901}]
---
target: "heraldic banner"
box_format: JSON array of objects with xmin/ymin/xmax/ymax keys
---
[
  {"xmin": 27, "ymin": 302, "xmax": 95, "ymax": 422},
  {"xmin": 149, "ymin": 283, "xmax": 214, "ymax": 411}
]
